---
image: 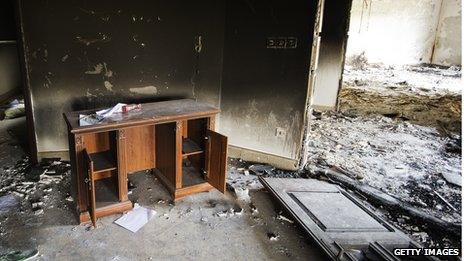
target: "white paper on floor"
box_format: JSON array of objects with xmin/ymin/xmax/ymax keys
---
[{"xmin": 114, "ymin": 203, "xmax": 156, "ymax": 233}]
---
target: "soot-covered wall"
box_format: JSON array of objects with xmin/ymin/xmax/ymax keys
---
[
  {"xmin": 219, "ymin": 0, "xmax": 316, "ymax": 163},
  {"xmin": 18, "ymin": 0, "xmax": 225, "ymax": 154},
  {"xmin": 0, "ymin": 0, "xmax": 21, "ymax": 97}
]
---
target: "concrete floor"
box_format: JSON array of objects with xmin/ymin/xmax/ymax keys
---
[{"xmin": 0, "ymin": 117, "xmax": 326, "ymax": 260}]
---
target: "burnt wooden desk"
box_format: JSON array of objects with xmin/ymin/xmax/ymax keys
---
[{"xmin": 63, "ymin": 99, "xmax": 227, "ymax": 224}]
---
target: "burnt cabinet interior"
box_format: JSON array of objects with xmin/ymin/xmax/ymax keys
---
[
  {"xmin": 154, "ymin": 118, "xmax": 227, "ymax": 199},
  {"xmin": 64, "ymin": 100, "xmax": 227, "ymax": 224}
]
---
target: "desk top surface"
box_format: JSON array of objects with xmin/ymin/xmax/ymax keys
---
[{"xmin": 63, "ymin": 99, "xmax": 219, "ymax": 134}]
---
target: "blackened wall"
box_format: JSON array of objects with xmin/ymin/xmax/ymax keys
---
[
  {"xmin": 18, "ymin": 0, "xmax": 225, "ymax": 153},
  {"xmin": 0, "ymin": 0, "xmax": 21, "ymax": 97},
  {"xmin": 0, "ymin": 0, "xmax": 16, "ymax": 40},
  {"xmin": 219, "ymin": 0, "xmax": 317, "ymax": 162}
]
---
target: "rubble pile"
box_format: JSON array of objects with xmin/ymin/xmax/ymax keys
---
[{"xmin": 342, "ymin": 64, "xmax": 462, "ymax": 132}]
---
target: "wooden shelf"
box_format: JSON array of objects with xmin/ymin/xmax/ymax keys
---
[
  {"xmin": 182, "ymin": 138, "xmax": 203, "ymax": 157},
  {"xmin": 89, "ymin": 151, "xmax": 117, "ymax": 173}
]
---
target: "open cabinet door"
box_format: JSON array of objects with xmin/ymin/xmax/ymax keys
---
[
  {"xmin": 88, "ymin": 173, "xmax": 97, "ymax": 227},
  {"xmin": 206, "ymin": 130, "xmax": 227, "ymax": 193},
  {"xmin": 84, "ymin": 149, "xmax": 97, "ymax": 227}
]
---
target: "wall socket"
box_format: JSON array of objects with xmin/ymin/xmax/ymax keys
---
[{"xmin": 275, "ymin": 127, "xmax": 286, "ymax": 138}]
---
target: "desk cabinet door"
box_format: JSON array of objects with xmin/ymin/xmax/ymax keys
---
[
  {"xmin": 84, "ymin": 150, "xmax": 97, "ymax": 227},
  {"xmin": 206, "ymin": 130, "xmax": 227, "ymax": 193}
]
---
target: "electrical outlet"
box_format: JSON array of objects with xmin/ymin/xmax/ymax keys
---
[{"xmin": 275, "ymin": 127, "xmax": 286, "ymax": 138}]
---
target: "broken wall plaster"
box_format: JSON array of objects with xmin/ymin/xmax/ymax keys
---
[
  {"xmin": 431, "ymin": 0, "xmax": 462, "ymax": 65},
  {"xmin": 129, "ymin": 85, "xmax": 158, "ymax": 95}
]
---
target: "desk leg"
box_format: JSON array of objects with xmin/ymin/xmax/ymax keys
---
[{"xmin": 117, "ymin": 129, "xmax": 128, "ymax": 202}]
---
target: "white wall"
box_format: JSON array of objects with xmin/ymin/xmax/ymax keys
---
[
  {"xmin": 347, "ymin": 0, "xmax": 461, "ymax": 64},
  {"xmin": 312, "ymin": 0, "xmax": 462, "ymax": 110},
  {"xmin": 432, "ymin": 0, "xmax": 462, "ymax": 65}
]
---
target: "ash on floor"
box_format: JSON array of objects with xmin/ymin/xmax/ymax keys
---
[
  {"xmin": 0, "ymin": 118, "xmax": 325, "ymax": 260},
  {"xmin": 305, "ymin": 110, "xmax": 461, "ymax": 248}
]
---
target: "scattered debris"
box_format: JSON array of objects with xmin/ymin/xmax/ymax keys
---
[
  {"xmin": 305, "ymin": 111, "xmax": 461, "ymax": 227},
  {"xmin": 0, "ymin": 194, "xmax": 20, "ymax": 215},
  {"xmin": 276, "ymin": 213, "xmax": 294, "ymax": 224},
  {"xmin": 31, "ymin": 201, "xmax": 43, "ymax": 209},
  {"xmin": 0, "ymin": 157, "xmax": 69, "ymax": 201},
  {"xmin": 34, "ymin": 209, "xmax": 44, "ymax": 216},
  {"xmin": 205, "ymin": 200, "xmax": 217, "ymax": 208},
  {"xmin": 441, "ymin": 172, "xmax": 462, "ymax": 187},
  {"xmin": 0, "ymin": 249, "xmax": 39, "ymax": 260},
  {"xmin": 2, "ymin": 99, "xmax": 26, "ymax": 120},
  {"xmin": 249, "ymin": 203, "xmax": 259, "ymax": 216},
  {"xmin": 267, "ymin": 232, "xmax": 279, "ymax": 241},
  {"xmin": 318, "ymin": 168, "xmax": 461, "ymax": 239},
  {"xmin": 215, "ymin": 210, "xmax": 228, "ymax": 218},
  {"xmin": 215, "ymin": 206, "xmax": 243, "ymax": 218},
  {"xmin": 433, "ymin": 191, "xmax": 459, "ymax": 213},
  {"xmin": 232, "ymin": 187, "xmax": 250, "ymax": 202},
  {"xmin": 346, "ymin": 52, "xmax": 368, "ymax": 70},
  {"xmin": 249, "ymin": 164, "xmax": 275, "ymax": 176}
]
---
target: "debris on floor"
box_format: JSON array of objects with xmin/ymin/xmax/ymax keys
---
[
  {"xmin": 226, "ymin": 158, "xmax": 303, "ymax": 201},
  {"xmin": 267, "ymin": 232, "xmax": 280, "ymax": 241},
  {"xmin": 0, "ymin": 194, "xmax": 20, "ymax": 215},
  {"xmin": 441, "ymin": 172, "xmax": 462, "ymax": 187},
  {"xmin": 0, "ymin": 249, "xmax": 39, "ymax": 261},
  {"xmin": 318, "ymin": 168, "xmax": 461, "ymax": 238},
  {"xmin": 114, "ymin": 203, "xmax": 157, "ymax": 233},
  {"xmin": 276, "ymin": 213, "xmax": 294, "ymax": 224},
  {"xmin": 0, "ymin": 99, "xmax": 26, "ymax": 120},
  {"xmin": 342, "ymin": 64, "xmax": 461, "ymax": 132},
  {"xmin": 305, "ymin": 111, "xmax": 461, "ymax": 218},
  {"xmin": 305, "ymin": 110, "xmax": 461, "ymax": 248},
  {"xmin": 0, "ymin": 157, "xmax": 70, "ymax": 204},
  {"xmin": 249, "ymin": 164, "xmax": 275, "ymax": 175},
  {"xmin": 215, "ymin": 205, "xmax": 243, "ymax": 218}
]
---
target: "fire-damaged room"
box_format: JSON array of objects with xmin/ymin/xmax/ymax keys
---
[{"xmin": 0, "ymin": 0, "xmax": 462, "ymax": 260}]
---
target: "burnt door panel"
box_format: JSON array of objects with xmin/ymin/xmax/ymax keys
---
[{"xmin": 259, "ymin": 177, "xmax": 413, "ymax": 260}]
